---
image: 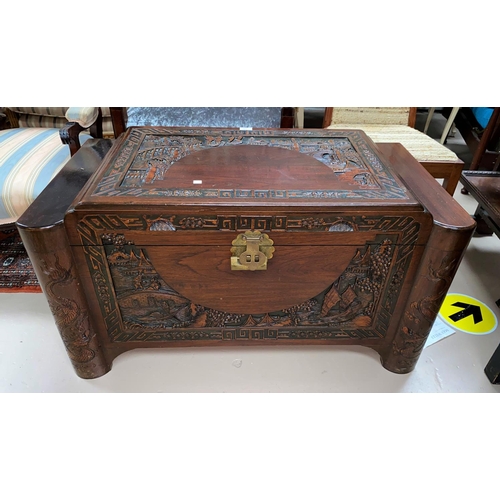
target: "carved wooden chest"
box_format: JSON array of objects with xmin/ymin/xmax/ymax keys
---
[{"xmin": 17, "ymin": 128, "xmax": 476, "ymax": 379}]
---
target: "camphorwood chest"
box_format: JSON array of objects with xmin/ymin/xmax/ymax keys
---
[{"xmin": 17, "ymin": 128, "xmax": 476, "ymax": 378}]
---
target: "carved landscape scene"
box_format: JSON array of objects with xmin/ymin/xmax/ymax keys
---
[
  {"xmin": 91, "ymin": 129, "xmax": 408, "ymax": 200},
  {"xmin": 103, "ymin": 235, "xmax": 398, "ymax": 341},
  {"xmin": 121, "ymin": 135, "xmax": 378, "ymax": 189}
]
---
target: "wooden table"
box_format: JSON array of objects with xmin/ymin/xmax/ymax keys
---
[{"xmin": 461, "ymin": 170, "xmax": 500, "ymax": 384}]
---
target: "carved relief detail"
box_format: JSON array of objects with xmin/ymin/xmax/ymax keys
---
[
  {"xmin": 300, "ymin": 217, "xmax": 327, "ymax": 230},
  {"xmin": 92, "ymin": 129, "xmax": 407, "ymax": 200},
  {"xmin": 101, "ymin": 233, "xmax": 135, "ymax": 246},
  {"xmin": 78, "ymin": 214, "xmax": 419, "ymax": 238},
  {"xmin": 87, "ymin": 233, "xmax": 415, "ymax": 343},
  {"xmin": 389, "ymin": 253, "xmax": 459, "ymax": 372},
  {"xmin": 79, "ymin": 212, "xmax": 420, "ymax": 344},
  {"xmin": 178, "ymin": 217, "xmax": 205, "ymax": 229},
  {"xmin": 39, "ymin": 255, "xmax": 96, "ymax": 367}
]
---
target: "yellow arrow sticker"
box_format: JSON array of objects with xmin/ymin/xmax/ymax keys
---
[{"xmin": 439, "ymin": 293, "xmax": 498, "ymax": 335}]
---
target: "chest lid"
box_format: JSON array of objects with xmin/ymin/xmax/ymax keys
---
[{"xmin": 73, "ymin": 127, "xmax": 421, "ymax": 209}]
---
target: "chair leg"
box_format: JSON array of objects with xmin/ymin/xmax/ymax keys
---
[
  {"xmin": 440, "ymin": 107, "xmax": 460, "ymax": 144},
  {"xmin": 420, "ymin": 161, "xmax": 463, "ymax": 197},
  {"xmin": 423, "ymin": 107, "xmax": 435, "ymax": 134},
  {"xmin": 110, "ymin": 107, "xmax": 128, "ymax": 138},
  {"xmin": 280, "ymin": 108, "xmax": 295, "ymax": 128},
  {"xmin": 440, "ymin": 163, "xmax": 462, "ymax": 197},
  {"xmin": 295, "ymin": 107, "xmax": 305, "ymax": 128},
  {"xmin": 89, "ymin": 107, "xmax": 103, "ymax": 138}
]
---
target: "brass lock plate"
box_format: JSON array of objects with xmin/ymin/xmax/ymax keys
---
[{"xmin": 230, "ymin": 230, "xmax": 274, "ymax": 271}]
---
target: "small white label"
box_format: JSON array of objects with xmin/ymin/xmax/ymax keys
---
[
  {"xmin": 193, "ymin": 180, "xmax": 202, "ymax": 184},
  {"xmin": 239, "ymin": 127, "xmax": 253, "ymax": 131},
  {"xmin": 424, "ymin": 317, "xmax": 455, "ymax": 348}
]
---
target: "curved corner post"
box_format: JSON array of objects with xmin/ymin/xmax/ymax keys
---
[
  {"xmin": 380, "ymin": 225, "xmax": 474, "ymax": 374},
  {"xmin": 18, "ymin": 223, "xmax": 111, "ymax": 379}
]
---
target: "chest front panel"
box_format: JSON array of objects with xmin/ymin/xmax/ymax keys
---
[{"xmin": 70, "ymin": 209, "xmax": 428, "ymax": 345}]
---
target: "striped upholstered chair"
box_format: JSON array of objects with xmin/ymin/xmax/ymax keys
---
[
  {"xmin": 0, "ymin": 107, "xmax": 114, "ymax": 226},
  {"xmin": 323, "ymin": 107, "xmax": 464, "ymax": 196}
]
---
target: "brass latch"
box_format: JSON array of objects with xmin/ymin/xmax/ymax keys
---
[{"xmin": 230, "ymin": 230, "xmax": 275, "ymax": 271}]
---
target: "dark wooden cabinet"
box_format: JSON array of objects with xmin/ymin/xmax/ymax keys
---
[{"xmin": 17, "ymin": 129, "xmax": 475, "ymax": 379}]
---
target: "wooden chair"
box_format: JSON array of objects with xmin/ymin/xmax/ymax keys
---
[
  {"xmin": 423, "ymin": 107, "xmax": 460, "ymax": 144},
  {"xmin": 323, "ymin": 107, "xmax": 464, "ymax": 196},
  {"xmin": 447, "ymin": 107, "xmax": 500, "ymax": 195},
  {"xmin": 0, "ymin": 107, "xmax": 113, "ymax": 226},
  {"xmin": 451, "ymin": 107, "xmax": 500, "ymax": 171}
]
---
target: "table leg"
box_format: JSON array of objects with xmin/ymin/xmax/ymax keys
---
[{"xmin": 485, "ymin": 343, "xmax": 500, "ymax": 384}]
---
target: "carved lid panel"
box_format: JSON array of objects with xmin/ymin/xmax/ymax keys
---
[{"xmin": 77, "ymin": 128, "xmax": 420, "ymax": 207}]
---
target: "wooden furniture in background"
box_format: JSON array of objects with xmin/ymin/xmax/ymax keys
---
[
  {"xmin": 484, "ymin": 343, "xmax": 500, "ymax": 384},
  {"xmin": 461, "ymin": 170, "xmax": 500, "ymax": 237},
  {"xmin": 451, "ymin": 107, "xmax": 500, "ymax": 172},
  {"xmin": 461, "ymin": 168, "xmax": 500, "ymax": 384},
  {"xmin": 454, "ymin": 107, "xmax": 500, "ymax": 195},
  {"xmin": 294, "ymin": 107, "xmax": 305, "ymax": 128},
  {"xmin": 0, "ymin": 107, "xmax": 108, "ymax": 226},
  {"xmin": 323, "ymin": 107, "xmax": 464, "ymax": 196},
  {"xmin": 423, "ymin": 107, "xmax": 460, "ymax": 144},
  {"xmin": 109, "ymin": 107, "xmax": 296, "ymax": 137}
]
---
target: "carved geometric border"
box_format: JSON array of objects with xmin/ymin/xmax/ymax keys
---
[{"xmin": 77, "ymin": 213, "xmax": 421, "ymax": 241}]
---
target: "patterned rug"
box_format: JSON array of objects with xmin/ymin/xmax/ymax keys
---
[{"xmin": 0, "ymin": 225, "xmax": 41, "ymax": 292}]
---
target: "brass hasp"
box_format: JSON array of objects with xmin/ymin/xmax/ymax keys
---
[{"xmin": 230, "ymin": 230, "xmax": 275, "ymax": 271}]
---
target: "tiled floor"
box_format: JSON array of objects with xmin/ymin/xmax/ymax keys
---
[{"xmin": 1, "ymin": 111, "xmax": 499, "ymax": 392}]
